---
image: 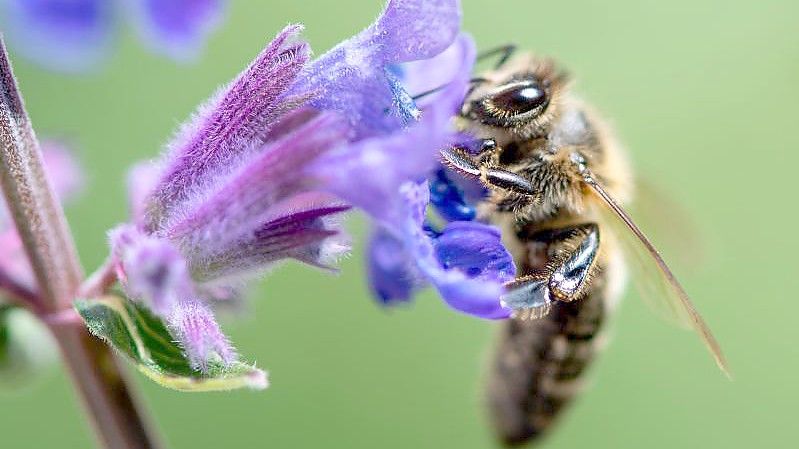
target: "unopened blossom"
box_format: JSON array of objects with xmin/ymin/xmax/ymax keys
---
[
  {"xmin": 111, "ymin": 24, "xmax": 352, "ymax": 370},
  {"xmin": 0, "ymin": 141, "xmax": 83, "ymax": 297},
  {"xmin": 0, "ymin": 0, "xmax": 224, "ymax": 73}
]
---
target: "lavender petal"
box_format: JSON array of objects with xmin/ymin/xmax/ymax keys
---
[
  {"xmin": 367, "ymin": 226, "xmax": 420, "ymax": 305},
  {"xmin": 289, "ymin": 0, "xmax": 461, "ymax": 138},
  {"xmin": 396, "ymin": 32, "xmax": 475, "ymax": 108},
  {"xmin": 164, "ymin": 112, "xmax": 348, "ymax": 257},
  {"xmin": 109, "ymin": 225, "xmax": 193, "ymax": 317},
  {"xmin": 398, "ymin": 183, "xmax": 513, "ymax": 319},
  {"xmin": 126, "ymin": 161, "xmax": 161, "ymax": 227},
  {"xmin": 167, "ymin": 297, "xmax": 237, "ymax": 372},
  {"xmin": 40, "ymin": 140, "xmax": 84, "ymax": 202},
  {"xmin": 433, "ymin": 221, "xmax": 516, "ymax": 284},
  {"xmin": 308, "ymin": 33, "xmax": 474, "ymax": 225},
  {"xmin": 194, "ymin": 199, "xmax": 350, "ymax": 282},
  {"xmin": 148, "ymin": 24, "xmax": 311, "ymax": 228}
]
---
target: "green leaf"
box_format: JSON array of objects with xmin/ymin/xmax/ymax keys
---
[{"xmin": 74, "ymin": 296, "xmax": 267, "ymax": 392}]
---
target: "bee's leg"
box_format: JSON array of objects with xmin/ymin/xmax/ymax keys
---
[
  {"xmin": 504, "ymin": 224, "xmax": 601, "ymax": 319},
  {"xmin": 501, "ymin": 272, "xmax": 552, "ymax": 320},
  {"xmin": 478, "ymin": 44, "xmax": 518, "ymax": 69},
  {"xmin": 440, "ymin": 145, "xmax": 538, "ymax": 197},
  {"xmin": 541, "ymin": 224, "xmax": 601, "ymax": 303}
]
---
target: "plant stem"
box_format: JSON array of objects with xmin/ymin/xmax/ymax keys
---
[
  {"xmin": 51, "ymin": 320, "xmax": 160, "ymax": 449},
  {"xmin": 0, "ymin": 38, "xmax": 161, "ymax": 449}
]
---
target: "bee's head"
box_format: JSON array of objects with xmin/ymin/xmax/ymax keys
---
[{"xmin": 461, "ymin": 54, "xmax": 568, "ymax": 140}]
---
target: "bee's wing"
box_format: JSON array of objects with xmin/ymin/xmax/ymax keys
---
[
  {"xmin": 584, "ymin": 176, "xmax": 730, "ymax": 377},
  {"xmin": 631, "ymin": 178, "xmax": 705, "ymax": 270}
]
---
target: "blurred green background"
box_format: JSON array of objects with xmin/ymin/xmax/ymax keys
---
[{"xmin": 1, "ymin": 0, "xmax": 796, "ymax": 447}]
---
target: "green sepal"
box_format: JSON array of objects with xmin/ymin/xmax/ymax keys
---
[{"xmin": 74, "ymin": 296, "xmax": 267, "ymax": 392}]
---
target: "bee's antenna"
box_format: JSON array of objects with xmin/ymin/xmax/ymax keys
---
[{"xmin": 477, "ymin": 44, "xmax": 517, "ymax": 69}]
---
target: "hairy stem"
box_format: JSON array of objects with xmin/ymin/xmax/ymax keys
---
[{"xmin": 0, "ymin": 39, "xmax": 161, "ymax": 449}]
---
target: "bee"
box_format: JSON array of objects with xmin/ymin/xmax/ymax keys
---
[{"xmin": 439, "ymin": 47, "xmax": 729, "ymax": 446}]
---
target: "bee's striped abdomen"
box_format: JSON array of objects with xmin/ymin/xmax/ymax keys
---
[{"xmin": 487, "ymin": 259, "xmax": 608, "ymax": 446}]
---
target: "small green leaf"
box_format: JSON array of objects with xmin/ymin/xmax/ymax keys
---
[{"xmin": 74, "ymin": 296, "xmax": 267, "ymax": 392}]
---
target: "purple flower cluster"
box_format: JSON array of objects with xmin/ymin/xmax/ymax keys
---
[
  {"xmin": 107, "ymin": 0, "xmax": 517, "ymax": 370},
  {"xmin": 0, "ymin": 0, "xmax": 223, "ymax": 72}
]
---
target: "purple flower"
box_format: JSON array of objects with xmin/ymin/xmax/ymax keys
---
[
  {"xmin": 112, "ymin": 0, "xmax": 517, "ymax": 371},
  {"xmin": 303, "ymin": 21, "xmax": 518, "ymax": 319},
  {"xmin": 1, "ymin": 141, "xmax": 84, "ymax": 295},
  {"xmin": 287, "ymin": 0, "xmax": 461, "ymax": 139},
  {"xmin": 365, "ymin": 181, "xmax": 515, "ymax": 319},
  {"xmin": 0, "ymin": 0, "xmax": 224, "ymax": 73},
  {"xmin": 126, "ymin": 0, "xmax": 223, "ymax": 62},
  {"xmin": 113, "ymin": 25, "xmax": 351, "ymax": 371}
]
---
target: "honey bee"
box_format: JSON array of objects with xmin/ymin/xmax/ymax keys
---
[{"xmin": 439, "ymin": 47, "xmax": 729, "ymax": 446}]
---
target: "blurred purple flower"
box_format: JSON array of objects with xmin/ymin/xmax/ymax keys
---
[
  {"xmin": 0, "ymin": 141, "xmax": 84, "ymax": 295},
  {"xmin": 126, "ymin": 0, "xmax": 223, "ymax": 61},
  {"xmin": 0, "ymin": 0, "xmax": 224, "ymax": 73}
]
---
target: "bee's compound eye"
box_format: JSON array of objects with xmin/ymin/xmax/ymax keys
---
[{"xmin": 491, "ymin": 80, "xmax": 547, "ymax": 115}]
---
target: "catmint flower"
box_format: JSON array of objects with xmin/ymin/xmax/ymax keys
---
[
  {"xmin": 112, "ymin": 0, "xmax": 517, "ymax": 371},
  {"xmin": 305, "ymin": 24, "xmax": 519, "ymax": 318},
  {"xmin": 0, "ymin": 0, "xmax": 224, "ymax": 73},
  {"xmin": 112, "ymin": 24, "xmax": 351, "ymax": 371},
  {"xmin": 0, "ymin": 141, "xmax": 83, "ymax": 297}
]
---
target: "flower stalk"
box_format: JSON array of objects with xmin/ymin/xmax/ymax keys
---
[{"xmin": 0, "ymin": 37, "xmax": 160, "ymax": 449}]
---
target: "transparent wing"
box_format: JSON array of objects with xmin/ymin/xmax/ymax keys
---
[
  {"xmin": 584, "ymin": 176, "xmax": 730, "ymax": 377},
  {"xmin": 631, "ymin": 178, "xmax": 705, "ymax": 270}
]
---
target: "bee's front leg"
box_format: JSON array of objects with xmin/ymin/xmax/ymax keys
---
[{"xmin": 440, "ymin": 143, "xmax": 538, "ymax": 197}]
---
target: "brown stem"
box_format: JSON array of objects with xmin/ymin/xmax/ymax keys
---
[
  {"xmin": 0, "ymin": 43, "xmax": 81, "ymax": 308},
  {"xmin": 0, "ymin": 38, "xmax": 161, "ymax": 448},
  {"xmin": 50, "ymin": 321, "xmax": 160, "ymax": 449}
]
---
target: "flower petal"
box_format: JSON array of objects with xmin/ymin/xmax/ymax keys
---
[
  {"xmin": 168, "ymin": 296, "xmax": 236, "ymax": 372},
  {"xmin": 127, "ymin": 0, "xmax": 224, "ymax": 62},
  {"xmin": 308, "ymin": 35, "xmax": 474, "ymax": 226},
  {"xmin": 366, "ymin": 226, "xmax": 420, "ymax": 305},
  {"xmin": 0, "ymin": 0, "xmax": 115, "ymax": 73},
  {"xmin": 109, "ymin": 225, "xmax": 192, "ymax": 316},
  {"xmin": 433, "ymin": 221, "xmax": 516, "ymax": 284},
  {"xmin": 397, "ymin": 32, "xmax": 475, "ymax": 109},
  {"xmin": 397, "ymin": 183, "xmax": 513, "ymax": 319},
  {"xmin": 288, "ymin": 0, "xmax": 461, "ymax": 138},
  {"xmin": 109, "ymin": 224, "xmax": 237, "ymax": 371},
  {"xmin": 147, "ymin": 24, "xmax": 311, "ymax": 228},
  {"xmin": 195, "ymin": 201, "xmax": 351, "ymax": 282},
  {"xmin": 435, "ymin": 278, "xmax": 510, "ymax": 319},
  {"xmin": 429, "ymin": 168, "xmax": 477, "ymax": 222},
  {"xmin": 40, "ymin": 140, "xmax": 84, "ymax": 202},
  {"xmin": 0, "ymin": 229, "xmax": 33, "ymax": 292},
  {"xmin": 163, "ymin": 111, "xmax": 349, "ymax": 257},
  {"xmin": 126, "ymin": 161, "xmax": 161, "ymax": 227}
]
